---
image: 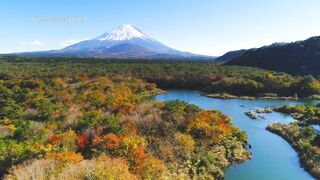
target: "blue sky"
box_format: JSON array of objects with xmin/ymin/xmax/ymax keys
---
[{"xmin": 1, "ymin": 0, "xmax": 320, "ymax": 56}]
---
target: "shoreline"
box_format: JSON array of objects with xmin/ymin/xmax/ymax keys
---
[
  {"xmin": 267, "ymin": 124, "xmax": 320, "ymax": 179},
  {"xmin": 273, "ymin": 106, "xmax": 320, "ymax": 125},
  {"xmin": 204, "ymin": 93, "xmax": 320, "ymax": 100}
]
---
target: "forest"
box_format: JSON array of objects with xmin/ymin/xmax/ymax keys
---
[
  {"xmin": 1, "ymin": 56, "xmax": 320, "ymax": 179},
  {"xmin": 1, "ymin": 56, "xmax": 320, "ymax": 98},
  {"xmin": 226, "ymin": 36, "xmax": 320, "ymax": 77},
  {"xmin": 0, "ymin": 57, "xmax": 252, "ymax": 179}
]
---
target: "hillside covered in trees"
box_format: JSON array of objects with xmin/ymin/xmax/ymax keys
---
[{"xmin": 226, "ymin": 36, "xmax": 320, "ymax": 77}]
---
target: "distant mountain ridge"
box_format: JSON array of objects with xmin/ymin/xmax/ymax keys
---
[
  {"xmin": 214, "ymin": 49, "xmax": 247, "ymax": 62},
  {"xmin": 226, "ymin": 36, "xmax": 320, "ymax": 76},
  {"xmin": 7, "ymin": 24, "xmax": 213, "ymax": 60},
  {"xmin": 215, "ymin": 42, "xmax": 289, "ymax": 63}
]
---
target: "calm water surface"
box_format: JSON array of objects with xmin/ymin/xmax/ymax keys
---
[{"xmin": 154, "ymin": 90, "xmax": 319, "ymax": 180}]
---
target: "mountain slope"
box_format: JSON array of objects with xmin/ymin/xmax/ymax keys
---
[
  {"xmin": 62, "ymin": 24, "xmax": 180, "ymax": 55},
  {"xmin": 215, "ymin": 49, "xmax": 247, "ymax": 62},
  {"xmin": 226, "ymin": 36, "xmax": 320, "ymax": 76},
  {"xmin": 8, "ymin": 24, "xmax": 212, "ymax": 60},
  {"xmin": 96, "ymin": 43, "xmax": 157, "ymax": 58}
]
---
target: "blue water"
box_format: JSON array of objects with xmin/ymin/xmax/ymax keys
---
[
  {"xmin": 313, "ymin": 125, "xmax": 320, "ymax": 133},
  {"xmin": 154, "ymin": 90, "xmax": 319, "ymax": 180}
]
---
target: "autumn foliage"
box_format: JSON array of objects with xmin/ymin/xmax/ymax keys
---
[
  {"xmin": 93, "ymin": 133, "xmax": 121, "ymax": 154},
  {"xmin": 0, "ymin": 72, "xmax": 249, "ymax": 179},
  {"xmin": 77, "ymin": 134, "xmax": 88, "ymax": 149},
  {"xmin": 145, "ymin": 83, "xmax": 157, "ymax": 90}
]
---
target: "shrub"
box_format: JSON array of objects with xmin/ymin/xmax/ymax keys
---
[
  {"xmin": 115, "ymin": 103, "xmax": 134, "ymax": 115},
  {"xmin": 20, "ymin": 79, "xmax": 41, "ymax": 89},
  {"xmin": 78, "ymin": 111, "xmax": 101, "ymax": 129},
  {"xmin": 0, "ymin": 99, "xmax": 23, "ymax": 120},
  {"xmin": 93, "ymin": 133, "xmax": 121, "ymax": 155},
  {"xmin": 187, "ymin": 111, "xmax": 229, "ymax": 142},
  {"xmin": 59, "ymin": 156, "xmax": 137, "ymax": 180},
  {"xmin": 297, "ymin": 75, "xmax": 320, "ymax": 97},
  {"xmin": 50, "ymin": 130, "xmax": 77, "ymax": 152},
  {"xmin": 86, "ymin": 90, "xmax": 107, "ymax": 107},
  {"xmin": 120, "ymin": 135, "xmax": 147, "ymax": 157},
  {"xmin": 36, "ymin": 98, "xmax": 56, "ymax": 121},
  {"xmin": 135, "ymin": 155, "xmax": 167, "ymax": 180},
  {"xmin": 0, "ymin": 139, "xmax": 36, "ymax": 175},
  {"xmin": 4, "ymin": 159, "xmax": 65, "ymax": 180},
  {"xmin": 47, "ymin": 152, "xmax": 83, "ymax": 163},
  {"xmin": 102, "ymin": 116, "xmax": 123, "ymax": 134},
  {"xmin": 77, "ymin": 134, "xmax": 88, "ymax": 149},
  {"xmin": 162, "ymin": 100, "xmax": 188, "ymax": 115},
  {"xmin": 13, "ymin": 120, "xmax": 32, "ymax": 140},
  {"xmin": 146, "ymin": 83, "xmax": 157, "ymax": 90},
  {"xmin": 5, "ymin": 155, "xmax": 137, "ymax": 180},
  {"xmin": 175, "ymin": 133, "xmax": 195, "ymax": 152},
  {"xmin": 78, "ymin": 112, "xmax": 123, "ymax": 134}
]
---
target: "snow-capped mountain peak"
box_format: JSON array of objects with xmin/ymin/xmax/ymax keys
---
[
  {"xmin": 29, "ymin": 24, "xmax": 207, "ymax": 59},
  {"xmin": 97, "ymin": 24, "xmax": 150, "ymax": 41}
]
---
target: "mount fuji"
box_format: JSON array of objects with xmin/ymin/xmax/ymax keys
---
[{"xmin": 11, "ymin": 24, "xmax": 212, "ymax": 59}]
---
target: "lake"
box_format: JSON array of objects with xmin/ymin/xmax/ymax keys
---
[{"xmin": 154, "ymin": 90, "xmax": 319, "ymax": 180}]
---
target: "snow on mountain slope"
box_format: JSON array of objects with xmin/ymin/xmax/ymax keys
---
[
  {"xmin": 7, "ymin": 24, "xmax": 213, "ymax": 59},
  {"xmin": 96, "ymin": 24, "xmax": 150, "ymax": 41},
  {"xmin": 61, "ymin": 24, "xmax": 192, "ymax": 56}
]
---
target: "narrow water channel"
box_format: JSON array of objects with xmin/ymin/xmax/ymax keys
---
[{"xmin": 154, "ymin": 90, "xmax": 318, "ymax": 180}]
